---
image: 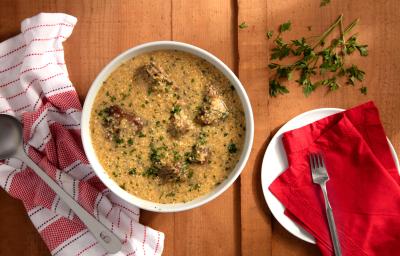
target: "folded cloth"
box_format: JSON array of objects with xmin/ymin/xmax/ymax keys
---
[
  {"xmin": 0, "ymin": 13, "xmax": 164, "ymax": 255},
  {"xmin": 269, "ymin": 101, "xmax": 400, "ymax": 256}
]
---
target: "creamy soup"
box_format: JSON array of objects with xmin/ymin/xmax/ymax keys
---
[{"xmin": 90, "ymin": 50, "xmax": 245, "ymax": 203}]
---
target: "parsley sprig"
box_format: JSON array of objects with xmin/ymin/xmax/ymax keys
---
[{"xmin": 268, "ymin": 14, "xmax": 368, "ymax": 97}]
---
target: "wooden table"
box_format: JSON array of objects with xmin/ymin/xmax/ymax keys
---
[{"xmin": 0, "ymin": 0, "xmax": 399, "ymax": 255}]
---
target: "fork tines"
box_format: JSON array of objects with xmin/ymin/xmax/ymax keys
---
[{"xmin": 309, "ymin": 153, "xmax": 329, "ymax": 183}]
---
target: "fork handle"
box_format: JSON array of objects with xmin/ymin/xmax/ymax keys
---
[{"xmin": 321, "ymin": 184, "xmax": 342, "ymax": 256}]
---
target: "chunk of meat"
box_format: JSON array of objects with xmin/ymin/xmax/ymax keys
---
[
  {"xmin": 188, "ymin": 144, "xmax": 211, "ymax": 164},
  {"xmin": 100, "ymin": 105, "xmax": 144, "ymax": 140},
  {"xmin": 154, "ymin": 162, "xmax": 182, "ymax": 182},
  {"xmin": 144, "ymin": 61, "xmax": 174, "ymax": 92},
  {"xmin": 168, "ymin": 104, "xmax": 193, "ymax": 137},
  {"xmin": 196, "ymin": 86, "xmax": 229, "ymax": 125},
  {"xmin": 149, "ymin": 144, "xmax": 186, "ymax": 182}
]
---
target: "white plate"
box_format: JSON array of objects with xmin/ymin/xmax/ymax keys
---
[{"xmin": 261, "ymin": 108, "xmax": 400, "ymax": 243}]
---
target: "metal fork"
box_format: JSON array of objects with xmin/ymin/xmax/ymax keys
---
[{"xmin": 309, "ymin": 153, "xmax": 342, "ymax": 256}]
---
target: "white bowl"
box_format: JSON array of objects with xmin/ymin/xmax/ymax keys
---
[{"xmin": 81, "ymin": 41, "xmax": 254, "ymax": 212}]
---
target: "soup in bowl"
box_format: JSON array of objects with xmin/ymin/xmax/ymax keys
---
[{"xmin": 81, "ymin": 41, "xmax": 254, "ymax": 212}]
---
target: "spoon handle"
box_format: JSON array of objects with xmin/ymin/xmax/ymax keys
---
[{"xmin": 17, "ymin": 149, "xmax": 122, "ymax": 254}]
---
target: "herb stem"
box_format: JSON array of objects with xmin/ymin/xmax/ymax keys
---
[
  {"xmin": 343, "ymin": 18, "xmax": 359, "ymax": 35},
  {"xmin": 312, "ymin": 14, "xmax": 343, "ymax": 49},
  {"xmin": 311, "ymin": 55, "xmax": 319, "ymax": 69},
  {"xmin": 339, "ymin": 18, "xmax": 345, "ymax": 46},
  {"xmin": 339, "ymin": 18, "xmax": 346, "ymax": 64}
]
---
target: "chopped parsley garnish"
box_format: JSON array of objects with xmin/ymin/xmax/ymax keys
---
[
  {"xmin": 165, "ymin": 192, "xmax": 176, "ymax": 197},
  {"xmin": 127, "ymin": 138, "xmax": 134, "ymax": 145},
  {"xmin": 189, "ymin": 183, "xmax": 201, "ymax": 192},
  {"xmin": 228, "ymin": 143, "xmax": 238, "ymax": 154},
  {"xmin": 142, "ymin": 167, "xmax": 159, "ymax": 177},
  {"xmin": 138, "ymin": 131, "xmax": 146, "ymax": 138},
  {"xmin": 150, "ymin": 144, "xmax": 163, "ymax": 163},
  {"xmin": 187, "ymin": 169, "xmax": 194, "ymax": 179},
  {"xmin": 114, "ymin": 136, "xmax": 124, "ymax": 144},
  {"xmin": 171, "ymin": 104, "xmax": 181, "ymax": 114},
  {"xmin": 128, "ymin": 168, "xmax": 137, "ymax": 175},
  {"xmin": 121, "ymin": 93, "xmax": 129, "ymax": 100},
  {"xmin": 173, "ymin": 150, "xmax": 181, "ymax": 161},
  {"xmin": 198, "ymin": 131, "xmax": 208, "ymax": 145}
]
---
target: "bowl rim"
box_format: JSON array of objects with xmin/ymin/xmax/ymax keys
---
[{"xmin": 81, "ymin": 40, "xmax": 254, "ymax": 212}]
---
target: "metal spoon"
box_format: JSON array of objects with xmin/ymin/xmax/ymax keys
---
[{"xmin": 0, "ymin": 114, "xmax": 122, "ymax": 254}]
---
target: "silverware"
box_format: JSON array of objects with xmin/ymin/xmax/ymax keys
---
[
  {"xmin": 309, "ymin": 153, "xmax": 342, "ymax": 256},
  {"xmin": 0, "ymin": 114, "xmax": 122, "ymax": 254}
]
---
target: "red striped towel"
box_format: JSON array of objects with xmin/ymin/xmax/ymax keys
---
[{"xmin": 0, "ymin": 13, "xmax": 164, "ymax": 256}]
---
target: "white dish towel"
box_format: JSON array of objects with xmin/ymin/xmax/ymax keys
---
[{"xmin": 0, "ymin": 13, "xmax": 164, "ymax": 256}]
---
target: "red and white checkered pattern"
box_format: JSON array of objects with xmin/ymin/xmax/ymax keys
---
[{"xmin": 0, "ymin": 13, "xmax": 164, "ymax": 256}]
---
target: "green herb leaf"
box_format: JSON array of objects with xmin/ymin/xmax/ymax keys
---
[
  {"xmin": 319, "ymin": 77, "xmax": 340, "ymax": 91},
  {"xmin": 360, "ymin": 86, "xmax": 367, "ymax": 95},
  {"xmin": 239, "ymin": 22, "xmax": 248, "ymax": 29},
  {"xmin": 266, "ymin": 30, "xmax": 274, "ymax": 39},
  {"xmin": 269, "ymin": 79, "xmax": 289, "ymax": 97},
  {"xmin": 344, "ymin": 36, "xmax": 368, "ymax": 57},
  {"xmin": 356, "ymin": 45, "xmax": 368, "ymax": 56},
  {"xmin": 277, "ymin": 66, "xmax": 294, "ymax": 80},
  {"xmin": 271, "ymin": 38, "xmax": 291, "ymax": 60},
  {"xmin": 345, "ymin": 65, "xmax": 365, "ymax": 85},
  {"xmin": 279, "ymin": 21, "xmax": 291, "ymax": 33}
]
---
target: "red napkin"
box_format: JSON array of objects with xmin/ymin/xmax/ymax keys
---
[{"xmin": 269, "ymin": 101, "xmax": 400, "ymax": 256}]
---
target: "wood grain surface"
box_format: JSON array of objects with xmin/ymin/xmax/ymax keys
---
[{"xmin": 0, "ymin": 0, "xmax": 399, "ymax": 255}]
